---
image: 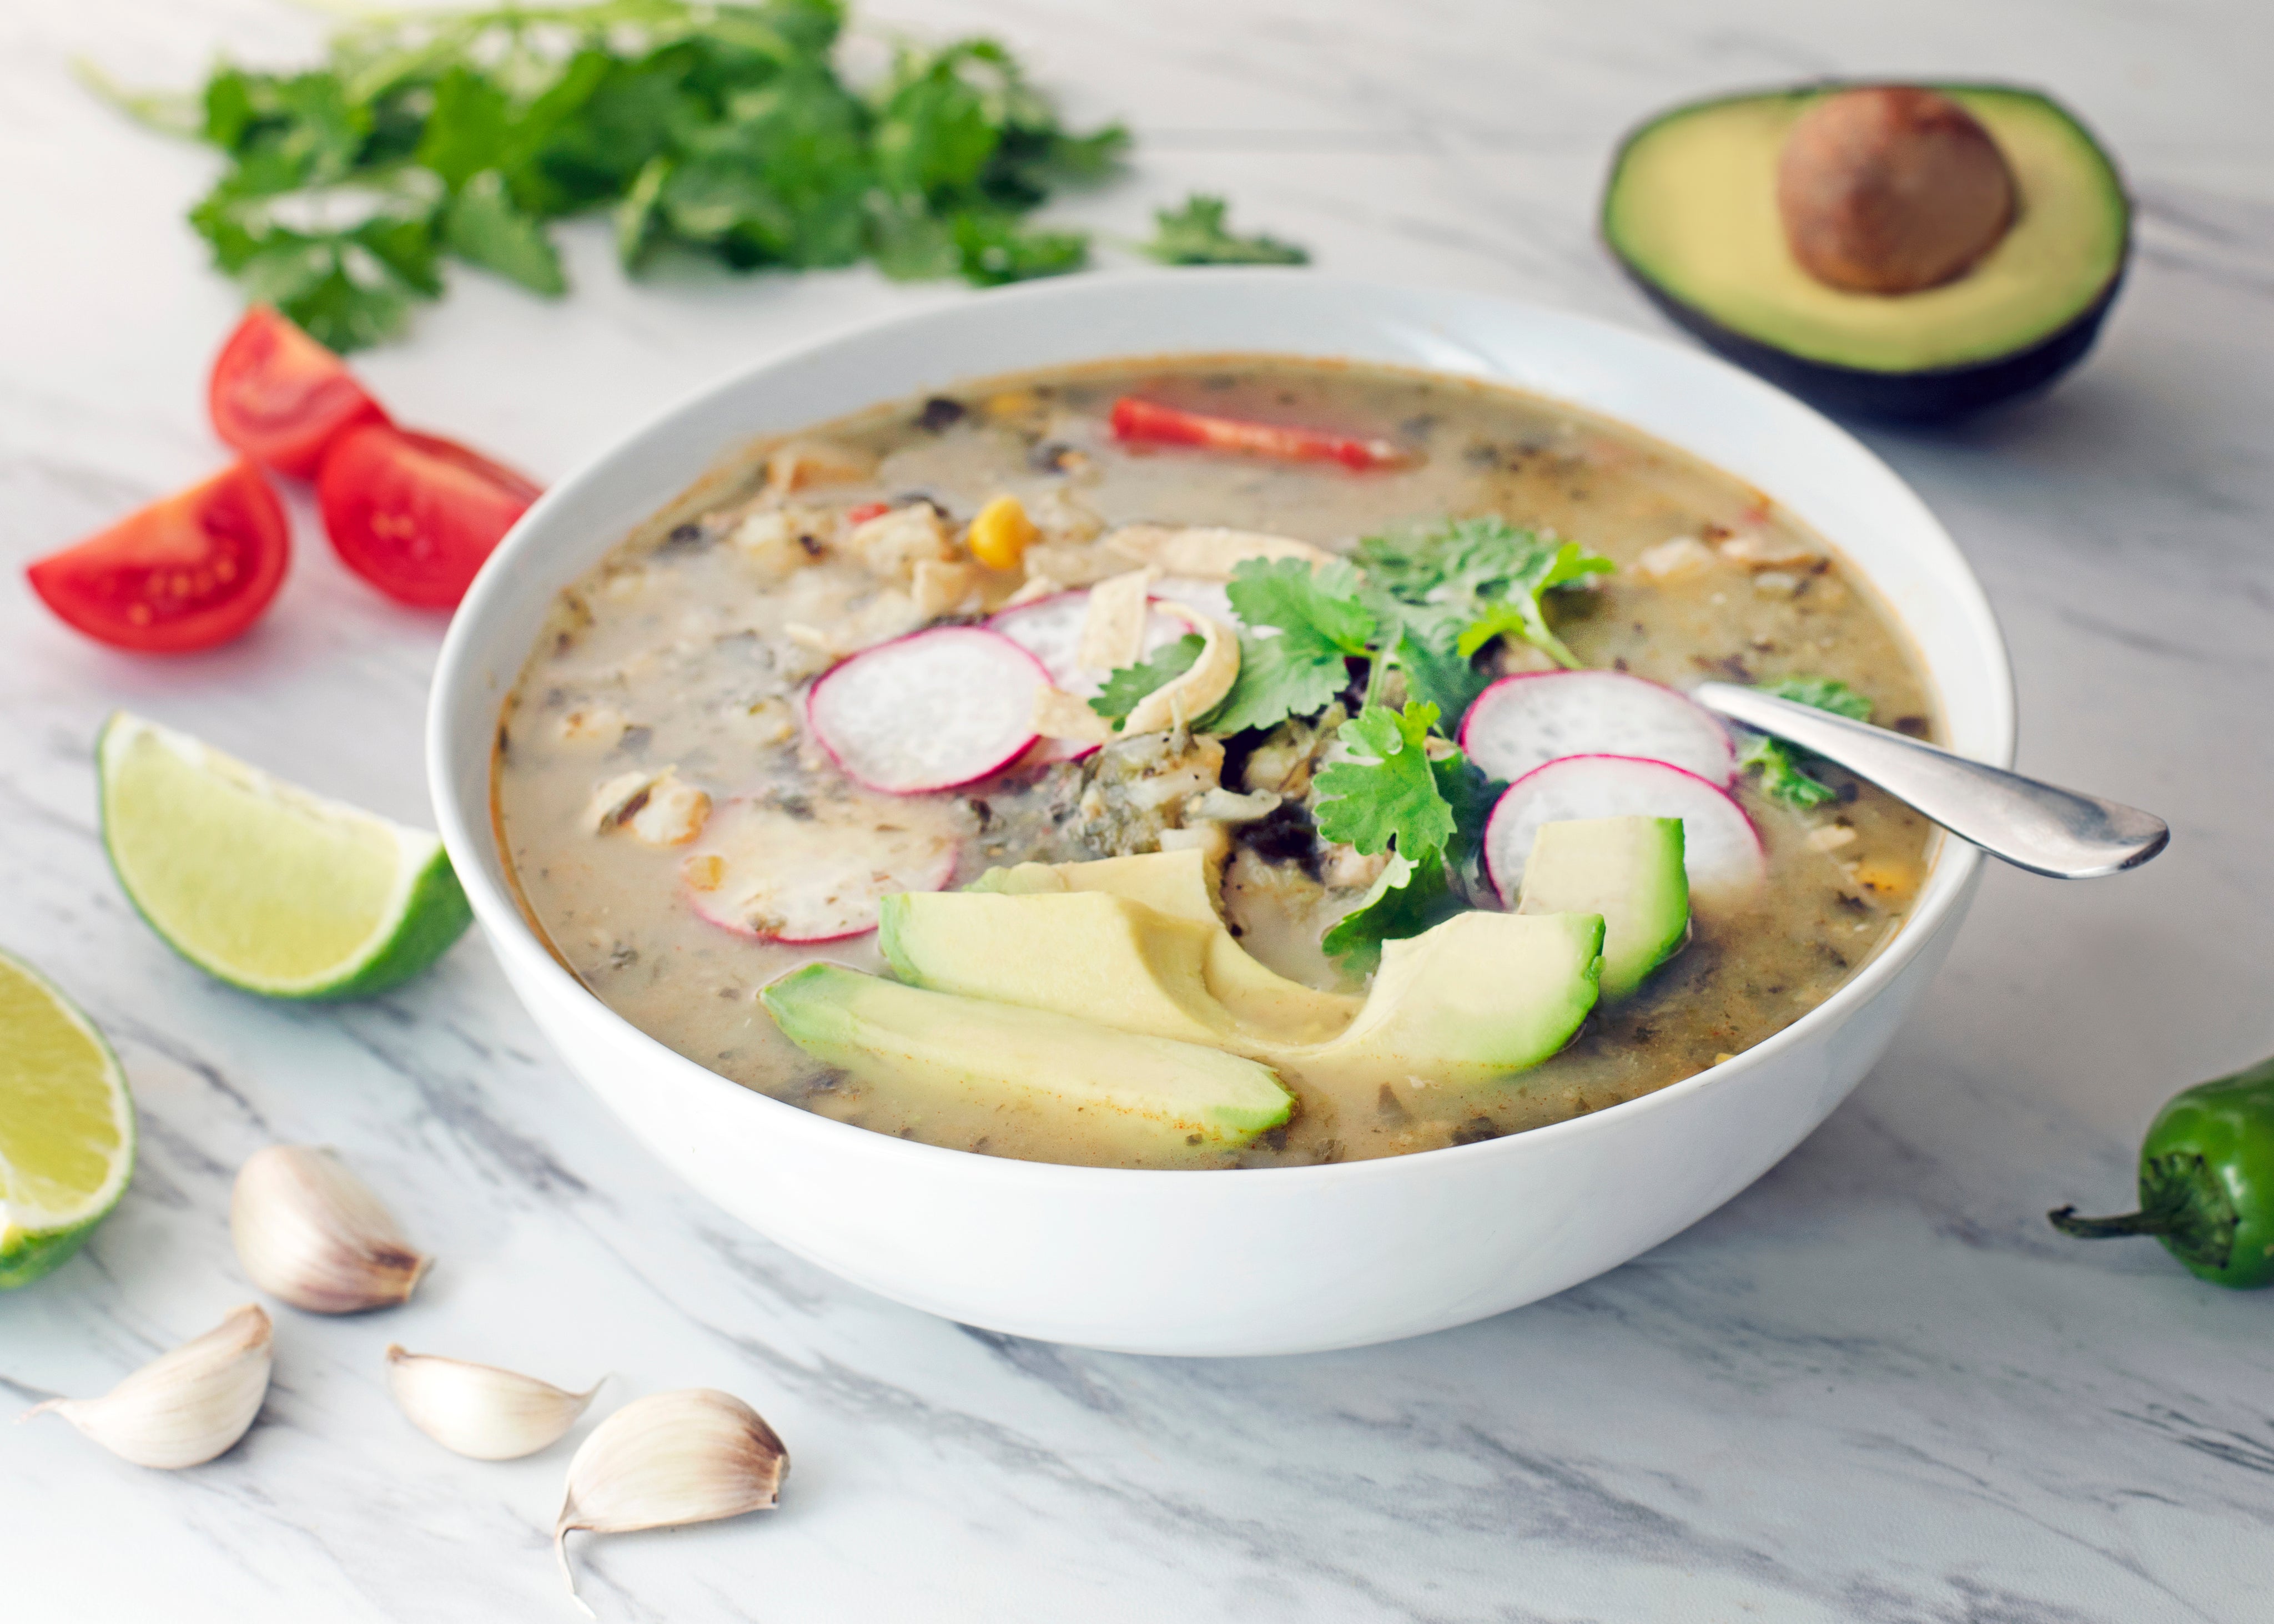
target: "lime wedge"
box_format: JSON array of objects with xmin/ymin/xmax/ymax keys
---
[
  {"xmin": 98, "ymin": 712, "xmax": 472, "ymax": 999},
  {"xmin": 0, "ymin": 950, "xmax": 134, "ymax": 1289}
]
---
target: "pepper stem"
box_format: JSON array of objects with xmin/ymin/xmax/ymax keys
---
[
  {"xmin": 2047, "ymin": 1152, "xmax": 2238, "ymax": 1270},
  {"xmin": 2046, "ymin": 1204, "xmax": 2179, "ymax": 1240}
]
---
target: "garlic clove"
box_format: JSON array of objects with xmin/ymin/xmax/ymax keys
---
[
  {"xmin": 554, "ymin": 1389, "xmax": 788, "ymax": 1615},
  {"xmin": 385, "ymin": 1345, "xmax": 601, "ymax": 1461},
  {"xmin": 18, "ymin": 1303, "xmax": 273, "ymax": 1469},
  {"xmin": 232, "ymin": 1144, "xmax": 429, "ymax": 1314}
]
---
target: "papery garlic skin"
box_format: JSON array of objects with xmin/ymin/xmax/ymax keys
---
[
  {"xmin": 18, "ymin": 1303, "xmax": 272, "ymax": 1469},
  {"xmin": 232, "ymin": 1144, "xmax": 429, "ymax": 1313},
  {"xmin": 386, "ymin": 1345, "xmax": 600, "ymax": 1460},
  {"xmin": 554, "ymin": 1389, "xmax": 788, "ymax": 1614}
]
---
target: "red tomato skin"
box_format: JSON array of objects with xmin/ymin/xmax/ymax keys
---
[
  {"xmin": 209, "ymin": 305, "xmax": 390, "ymax": 479},
  {"xmin": 26, "ymin": 462, "xmax": 290, "ymax": 654},
  {"xmin": 319, "ymin": 426, "xmax": 542, "ymax": 609}
]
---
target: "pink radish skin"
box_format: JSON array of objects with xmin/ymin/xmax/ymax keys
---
[
  {"xmin": 1460, "ymin": 670, "xmax": 1735, "ymax": 786},
  {"xmin": 988, "ymin": 590, "xmax": 1185, "ymax": 763},
  {"xmin": 807, "ymin": 626, "xmax": 1050, "ymax": 794},
  {"xmin": 1484, "ymin": 754, "xmax": 1765, "ymax": 914},
  {"xmin": 688, "ymin": 799, "xmax": 959, "ymax": 943}
]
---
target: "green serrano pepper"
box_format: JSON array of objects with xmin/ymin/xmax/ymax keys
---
[{"xmin": 2050, "ymin": 1056, "xmax": 2274, "ymax": 1288}]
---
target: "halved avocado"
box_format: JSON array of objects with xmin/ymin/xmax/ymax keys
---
[{"xmin": 1601, "ymin": 83, "xmax": 2130, "ymax": 420}]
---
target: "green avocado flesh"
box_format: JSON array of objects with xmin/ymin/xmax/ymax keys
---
[
  {"xmin": 881, "ymin": 884, "xmax": 1605, "ymax": 1087},
  {"xmin": 965, "ymin": 849, "xmax": 1359, "ymax": 1041},
  {"xmin": 759, "ymin": 962, "xmax": 1294, "ymax": 1154},
  {"xmin": 1602, "ymin": 85, "xmax": 2128, "ymax": 374},
  {"xmin": 1516, "ymin": 817, "xmax": 1689, "ymax": 999}
]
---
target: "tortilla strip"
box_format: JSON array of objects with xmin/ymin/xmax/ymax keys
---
[{"xmin": 1104, "ymin": 525, "xmax": 1334, "ymax": 578}]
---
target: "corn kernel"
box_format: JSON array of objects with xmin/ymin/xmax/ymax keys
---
[
  {"xmin": 968, "ymin": 494, "xmax": 1039, "ymax": 571},
  {"xmin": 682, "ymin": 854, "xmax": 726, "ymax": 891},
  {"xmin": 1852, "ymin": 858, "xmax": 1914, "ymax": 897},
  {"xmin": 982, "ymin": 390, "xmax": 1043, "ymax": 422}
]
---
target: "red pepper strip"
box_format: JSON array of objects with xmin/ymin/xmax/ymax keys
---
[
  {"xmin": 1109, "ymin": 397, "xmax": 1405, "ymax": 471},
  {"xmin": 843, "ymin": 501, "xmax": 892, "ymax": 525}
]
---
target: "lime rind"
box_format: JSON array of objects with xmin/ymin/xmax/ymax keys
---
[
  {"xmin": 97, "ymin": 712, "xmax": 473, "ymax": 1001},
  {"xmin": 0, "ymin": 949, "xmax": 135, "ymax": 1290}
]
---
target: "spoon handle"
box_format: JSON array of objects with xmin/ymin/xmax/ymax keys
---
[{"xmin": 1692, "ymin": 683, "xmax": 2169, "ymax": 880}]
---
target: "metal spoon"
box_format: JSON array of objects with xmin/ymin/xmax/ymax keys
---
[{"xmin": 1692, "ymin": 682, "xmax": 2169, "ymax": 880}]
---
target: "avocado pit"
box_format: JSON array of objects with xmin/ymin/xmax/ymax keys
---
[{"xmin": 1776, "ymin": 86, "xmax": 2017, "ymax": 295}]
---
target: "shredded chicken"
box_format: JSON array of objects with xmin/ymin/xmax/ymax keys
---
[
  {"xmin": 733, "ymin": 506, "xmax": 837, "ymax": 579},
  {"xmin": 1074, "ymin": 728, "xmax": 1226, "ymax": 855},
  {"xmin": 912, "ymin": 558, "xmax": 982, "ymax": 618},
  {"xmin": 848, "ymin": 505, "xmax": 958, "ymax": 585},
  {"xmin": 1719, "ymin": 531, "xmax": 1824, "ymax": 570},
  {"xmin": 1634, "ymin": 536, "xmax": 1719, "ymax": 580},
  {"xmin": 555, "ymin": 704, "xmax": 627, "ymax": 748}
]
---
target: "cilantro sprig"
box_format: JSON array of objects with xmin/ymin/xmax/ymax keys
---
[
  {"xmin": 89, "ymin": 0, "xmax": 1164, "ymax": 350},
  {"xmin": 1089, "ymin": 635, "xmax": 1204, "ymax": 726},
  {"xmin": 1200, "ymin": 558, "xmax": 1374, "ymax": 735},
  {"xmin": 1141, "ymin": 194, "xmax": 1308, "ymax": 266},
  {"xmin": 1737, "ymin": 676, "xmax": 1873, "ymax": 809},
  {"xmin": 1310, "ymin": 699, "xmax": 1502, "ymax": 968},
  {"xmin": 1356, "ymin": 517, "xmax": 1611, "ymax": 671}
]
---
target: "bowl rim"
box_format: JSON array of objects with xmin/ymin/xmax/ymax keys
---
[{"xmin": 428, "ymin": 268, "xmax": 2013, "ymax": 1191}]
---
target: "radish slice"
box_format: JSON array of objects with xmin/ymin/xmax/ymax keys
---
[
  {"xmin": 1460, "ymin": 671, "xmax": 1734, "ymax": 786},
  {"xmin": 687, "ymin": 798, "xmax": 958, "ymax": 942},
  {"xmin": 808, "ymin": 626, "xmax": 1049, "ymax": 794},
  {"xmin": 988, "ymin": 591, "xmax": 1183, "ymax": 763},
  {"xmin": 1484, "ymin": 755, "xmax": 1765, "ymax": 913}
]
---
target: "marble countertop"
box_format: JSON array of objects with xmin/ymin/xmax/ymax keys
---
[{"xmin": 6, "ymin": 1, "xmax": 2273, "ymax": 1618}]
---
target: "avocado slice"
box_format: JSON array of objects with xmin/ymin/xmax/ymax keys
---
[
  {"xmin": 882, "ymin": 889, "xmax": 1239, "ymax": 1049},
  {"xmin": 1602, "ymin": 83, "xmax": 2129, "ymax": 419},
  {"xmin": 761, "ymin": 962, "xmax": 1294, "ymax": 1155},
  {"xmin": 968, "ymin": 849, "xmax": 1359, "ymax": 1041},
  {"xmin": 1292, "ymin": 911, "xmax": 1605, "ymax": 1090},
  {"xmin": 1515, "ymin": 817, "xmax": 1688, "ymax": 998},
  {"xmin": 888, "ymin": 889, "xmax": 1603, "ymax": 1088}
]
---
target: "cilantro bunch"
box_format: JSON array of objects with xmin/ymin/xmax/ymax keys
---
[
  {"xmin": 91, "ymin": 1, "xmax": 1290, "ymax": 351},
  {"xmin": 1086, "ymin": 530, "xmax": 1609, "ymax": 965},
  {"xmin": 1737, "ymin": 676, "xmax": 1873, "ymax": 809}
]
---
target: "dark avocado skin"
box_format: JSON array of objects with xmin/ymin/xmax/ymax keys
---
[
  {"xmin": 1601, "ymin": 82, "xmax": 2133, "ymax": 423},
  {"xmin": 1620, "ymin": 263, "xmax": 2127, "ymax": 422}
]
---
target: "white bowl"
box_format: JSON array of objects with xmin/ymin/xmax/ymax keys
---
[{"xmin": 429, "ymin": 271, "xmax": 2012, "ymax": 1356}]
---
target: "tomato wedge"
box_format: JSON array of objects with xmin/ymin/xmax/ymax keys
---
[
  {"xmin": 318, "ymin": 425, "xmax": 542, "ymax": 609},
  {"xmin": 209, "ymin": 306, "xmax": 391, "ymax": 480},
  {"xmin": 1108, "ymin": 396, "xmax": 1406, "ymax": 471},
  {"xmin": 26, "ymin": 462, "xmax": 290, "ymax": 653}
]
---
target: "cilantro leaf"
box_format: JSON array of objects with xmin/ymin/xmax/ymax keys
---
[
  {"xmin": 1451, "ymin": 539, "xmax": 1615, "ymax": 667},
  {"xmin": 1089, "ymin": 635, "xmax": 1204, "ymax": 724},
  {"xmin": 1320, "ymin": 850, "xmax": 1460, "ymax": 971},
  {"xmin": 1358, "ymin": 517, "xmax": 1611, "ymax": 668},
  {"xmin": 952, "ymin": 211, "xmax": 1089, "ymax": 285},
  {"xmin": 1199, "ymin": 558, "xmax": 1374, "ymax": 735},
  {"xmin": 443, "ymin": 171, "xmax": 566, "ymax": 293},
  {"xmin": 1226, "ymin": 557, "xmax": 1373, "ymax": 654},
  {"xmin": 1430, "ymin": 748, "xmax": 1504, "ymax": 877},
  {"xmin": 1143, "ymin": 194, "xmax": 1308, "ymax": 266},
  {"xmin": 1736, "ymin": 676, "xmax": 1873, "ymax": 808},
  {"xmin": 1388, "ymin": 623, "xmax": 1493, "ymax": 737},
  {"xmin": 1313, "ymin": 702, "xmax": 1455, "ymax": 860},
  {"xmin": 1758, "ymin": 675, "xmax": 1871, "ymax": 720},
  {"xmin": 1201, "ymin": 630, "xmax": 1354, "ymax": 737}
]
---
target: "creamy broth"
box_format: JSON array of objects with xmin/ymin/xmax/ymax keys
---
[{"xmin": 495, "ymin": 357, "xmax": 1936, "ymax": 1169}]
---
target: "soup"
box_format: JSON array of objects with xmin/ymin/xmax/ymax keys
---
[{"xmin": 494, "ymin": 357, "xmax": 1935, "ymax": 1170}]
